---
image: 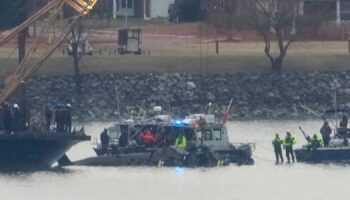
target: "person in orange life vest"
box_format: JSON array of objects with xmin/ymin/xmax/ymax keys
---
[{"xmin": 141, "ymin": 128, "xmax": 157, "ymax": 146}]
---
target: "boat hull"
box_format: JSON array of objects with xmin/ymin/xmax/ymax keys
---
[
  {"xmin": 78, "ymin": 144, "xmax": 254, "ymax": 167},
  {"xmin": 295, "ymin": 147, "xmax": 350, "ymax": 163},
  {"xmin": 0, "ymin": 132, "xmax": 90, "ymax": 170}
]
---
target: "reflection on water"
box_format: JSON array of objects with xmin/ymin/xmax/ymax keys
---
[{"xmin": 1, "ymin": 120, "xmax": 350, "ymax": 200}]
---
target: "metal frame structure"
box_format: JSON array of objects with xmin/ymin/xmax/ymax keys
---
[
  {"xmin": 0, "ymin": 0, "xmax": 98, "ymax": 104},
  {"xmin": 117, "ymin": 28, "xmax": 142, "ymax": 55}
]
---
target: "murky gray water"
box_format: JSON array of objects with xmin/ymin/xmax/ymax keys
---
[{"xmin": 1, "ymin": 120, "xmax": 350, "ymax": 200}]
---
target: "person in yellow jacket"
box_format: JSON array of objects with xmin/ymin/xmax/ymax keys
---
[
  {"xmin": 175, "ymin": 133, "xmax": 187, "ymax": 149},
  {"xmin": 284, "ymin": 131, "xmax": 296, "ymax": 163},
  {"xmin": 311, "ymin": 134, "xmax": 324, "ymax": 149}
]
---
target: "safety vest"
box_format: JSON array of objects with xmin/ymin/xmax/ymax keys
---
[
  {"xmin": 272, "ymin": 137, "xmax": 283, "ymax": 148},
  {"xmin": 284, "ymin": 135, "xmax": 296, "ymax": 147},
  {"xmin": 312, "ymin": 136, "xmax": 324, "ymax": 147},
  {"xmin": 175, "ymin": 136, "xmax": 187, "ymax": 149}
]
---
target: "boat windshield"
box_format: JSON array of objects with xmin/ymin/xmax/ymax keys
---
[{"xmin": 108, "ymin": 125, "xmax": 122, "ymax": 139}]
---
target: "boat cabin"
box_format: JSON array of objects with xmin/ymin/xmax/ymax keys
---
[{"xmin": 103, "ymin": 117, "xmax": 231, "ymax": 151}]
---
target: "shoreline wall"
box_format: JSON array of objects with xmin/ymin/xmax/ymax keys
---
[{"xmin": 11, "ymin": 72, "xmax": 350, "ymax": 121}]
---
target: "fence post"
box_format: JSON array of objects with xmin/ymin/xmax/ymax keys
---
[{"xmin": 215, "ymin": 40, "xmax": 219, "ymax": 55}]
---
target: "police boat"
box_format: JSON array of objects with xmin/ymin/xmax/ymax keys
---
[{"xmin": 71, "ymin": 114, "xmax": 255, "ymax": 167}]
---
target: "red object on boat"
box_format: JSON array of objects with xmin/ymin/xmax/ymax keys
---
[
  {"xmin": 141, "ymin": 130, "xmax": 157, "ymax": 145},
  {"xmin": 223, "ymin": 112, "xmax": 229, "ymax": 124}
]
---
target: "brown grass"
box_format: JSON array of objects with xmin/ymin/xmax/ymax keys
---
[{"xmin": 1, "ymin": 38, "xmax": 350, "ymax": 77}]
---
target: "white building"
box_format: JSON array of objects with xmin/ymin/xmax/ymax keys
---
[{"xmin": 111, "ymin": 0, "xmax": 174, "ymax": 19}]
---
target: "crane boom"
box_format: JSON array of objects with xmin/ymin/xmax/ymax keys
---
[{"xmin": 0, "ymin": 0, "xmax": 98, "ymax": 104}]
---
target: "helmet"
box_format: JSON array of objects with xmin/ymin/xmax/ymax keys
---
[
  {"xmin": 13, "ymin": 104, "xmax": 19, "ymax": 109},
  {"xmin": 66, "ymin": 103, "xmax": 71, "ymax": 108}
]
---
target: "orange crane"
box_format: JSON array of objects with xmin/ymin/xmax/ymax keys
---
[{"xmin": 0, "ymin": 0, "xmax": 98, "ymax": 104}]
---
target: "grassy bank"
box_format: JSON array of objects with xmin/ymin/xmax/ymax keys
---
[
  {"xmin": 0, "ymin": 54, "xmax": 349, "ymax": 76},
  {"xmin": 0, "ymin": 41, "xmax": 350, "ymax": 76}
]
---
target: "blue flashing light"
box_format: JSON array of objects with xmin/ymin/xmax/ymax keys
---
[
  {"xmin": 173, "ymin": 120, "xmax": 185, "ymax": 127},
  {"xmin": 175, "ymin": 167, "xmax": 185, "ymax": 174},
  {"xmin": 173, "ymin": 119, "xmax": 191, "ymax": 127}
]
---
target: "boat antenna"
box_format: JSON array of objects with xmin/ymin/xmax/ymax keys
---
[
  {"xmin": 226, "ymin": 98, "xmax": 234, "ymax": 113},
  {"xmin": 223, "ymin": 98, "xmax": 233, "ymax": 124}
]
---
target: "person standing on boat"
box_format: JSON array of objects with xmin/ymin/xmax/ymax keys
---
[
  {"xmin": 272, "ymin": 133, "xmax": 284, "ymax": 164},
  {"xmin": 55, "ymin": 104, "xmax": 64, "ymax": 132},
  {"xmin": 199, "ymin": 116, "xmax": 207, "ymax": 144},
  {"xmin": 64, "ymin": 104, "xmax": 72, "ymax": 133},
  {"xmin": 10, "ymin": 104, "xmax": 21, "ymax": 133},
  {"xmin": 283, "ymin": 131, "xmax": 296, "ymax": 163},
  {"xmin": 141, "ymin": 128, "xmax": 158, "ymax": 147},
  {"xmin": 320, "ymin": 121, "xmax": 332, "ymax": 146},
  {"xmin": 100, "ymin": 128, "xmax": 109, "ymax": 151},
  {"xmin": 340, "ymin": 115, "xmax": 348, "ymax": 129},
  {"xmin": 45, "ymin": 104, "xmax": 53, "ymax": 131},
  {"xmin": 310, "ymin": 134, "xmax": 323, "ymax": 149},
  {"xmin": 175, "ymin": 132, "xmax": 187, "ymax": 150}
]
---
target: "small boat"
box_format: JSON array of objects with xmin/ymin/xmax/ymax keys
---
[
  {"xmin": 295, "ymin": 128, "xmax": 350, "ymax": 163},
  {"xmin": 295, "ymin": 146, "xmax": 350, "ymax": 163}
]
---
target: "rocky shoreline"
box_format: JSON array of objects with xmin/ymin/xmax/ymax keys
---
[{"xmin": 7, "ymin": 71, "xmax": 350, "ymax": 122}]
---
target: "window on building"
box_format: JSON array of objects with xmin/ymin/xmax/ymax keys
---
[
  {"xmin": 122, "ymin": 0, "xmax": 133, "ymax": 9},
  {"xmin": 341, "ymin": 0, "xmax": 350, "ymax": 20}
]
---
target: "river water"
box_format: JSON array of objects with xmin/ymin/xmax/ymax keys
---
[{"xmin": 1, "ymin": 120, "xmax": 350, "ymax": 200}]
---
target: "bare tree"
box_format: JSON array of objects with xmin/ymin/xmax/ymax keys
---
[
  {"xmin": 205, "ymin": 0, "xmax": 326, "ymax": 71},
  {"xmin": 246, "ymin": 0, "xmax": 303, "ymax": 71},
  {"xmin": 69, "ymin": 24, "xmax": 84, "ymax": 95}
]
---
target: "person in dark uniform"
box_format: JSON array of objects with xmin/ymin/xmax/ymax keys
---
[
  {"xmin": 45, "ymin": 105, "xmax": 53, "ymax": 131},
  {"xmin": 64, "ymin": 104, "xmax": 72, "ymax": 133},
  {"xmin": 199, "ymin": 116, "xmax": 207, "ymax": 144},
  {"xmin": 320, "ymin": 121, "xmax": 332, "ymax": 146},
  {"xmin": 100, "ymin": 128, "xmax": 109, "ymax": 151},
  {"xmin": 55, "ymin": 104, "xmax": 64, "ymax": 132},
  {"xmin": 272, "ymin": 133, "xmax": 284, "ymax": 164},
  {"xmin": 119, "ymin": 124, "xmax": 129, "ymax": 147},
  {"xmin": 10, "ymin": 104, "xmax": 21, "ymax": 133},
  {"xmin": 340, "ymin": 115, "xmax": 348, "ymax": 129}
]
